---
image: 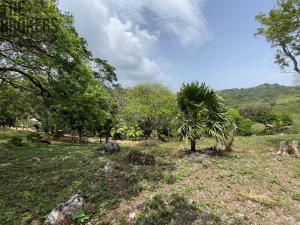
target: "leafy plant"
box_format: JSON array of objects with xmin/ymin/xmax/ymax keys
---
[
  {"xmin": 10, "ymin": 135, "xmax": 25, "ymax": 147},
  {"xmin": 292, "ymin": 192, "xmax": 300, "ymax": 201},
  {"xmin": 26, "ymin": 133, "xmax": 42, "ymax": 143},
  {"xmin": 177, "ymin": 82, "xmax": 232, "ymax": 152},
  {"xmin": 127, "ymin": 150, "xmax": 156, "ymax": 165},
  {"xmin": 72, "ymin": 210, "xmax": 90, "ymax": 224}
]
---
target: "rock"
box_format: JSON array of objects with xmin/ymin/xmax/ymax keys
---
[
  {"xmin": 46, "ymin": 190, "xmax": 85, "ymax": 225},
  {"xmin": 100, "ymin": 142, "xmax": 120, "ymax": 154},
  {"xmin": 32, "ymin": 157, "xmax": 41, "ymax": 163},
  {"xmin": 277, "ymin": 141, "xmax": 300, "ymax": 157},
  {"xmin": 103, "ymin": 161, "xmax": 114, "ymax": 173},
  {"xmin": 129, "ymin": 211, "xmax": 137, "ymax": 220}
]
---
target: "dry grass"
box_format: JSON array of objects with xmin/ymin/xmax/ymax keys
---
[{"xmin": 1, "ymin": 129, "xmax": 300, "ymax": 225}]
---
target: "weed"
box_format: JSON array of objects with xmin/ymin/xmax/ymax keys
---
[{"xmin": 292, "ymin": 192, "xmax": 300, "ymax": 201}]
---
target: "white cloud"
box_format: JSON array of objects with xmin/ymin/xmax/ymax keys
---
[{"xmin": 58, "ymin": 0, "xmax": 209, "ymax": 85}]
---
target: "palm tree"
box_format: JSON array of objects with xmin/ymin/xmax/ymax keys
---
[{"xmin": 177, "ymin": 82, "xmax": 231, "ymax": 152}]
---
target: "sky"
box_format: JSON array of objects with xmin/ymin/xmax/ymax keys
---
[{"xmin": 58, "ymin": 0, "xmax": 296, "ymax": 91}]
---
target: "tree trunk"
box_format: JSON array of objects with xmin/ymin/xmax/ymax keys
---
[
  {"xmin": 190, "ymin": 139, "xmax": 196, "ymax": 152},
  {"xmin": 105, "ymin": 135, "xmax": 109, "ymax": 143},
  {"xmin": 78, "ymin": 130, "xmax": 82, "ymax": 143}
]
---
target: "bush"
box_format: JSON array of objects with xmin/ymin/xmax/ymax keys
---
[
  {"xmin": 127, "ymin": 150, "xmax": 156, "ymax": 165},
  {"xmin": 10, "ymin": 135, "xmax": 25, "ymax": 147},
  {"xmin": 26, "ymin": 133, "xmax": 42, "ymax": 143},
  {"xmin": 33, "ymin": 124, "xmax": 40, "ymax": 131},
  {"xmin": 251, "ymin": 123, "xmax": 266, "ymax": 135},
  {"xmin": 292, "ymin": 192, "xmax": 300, "ymax": 201}
]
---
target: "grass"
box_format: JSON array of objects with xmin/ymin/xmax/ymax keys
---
[{"xmin": 0, "ymin": 128, "xmax": 300, "ymax": 225}]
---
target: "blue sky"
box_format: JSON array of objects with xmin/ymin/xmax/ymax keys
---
[{"xmin": 59, "ymin": 0, "xmax": 295, "ymax": 91}]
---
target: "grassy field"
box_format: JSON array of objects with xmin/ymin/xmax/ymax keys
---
[{"xmin": 1, "ymin": 129, "xmax": 300, "ymax": 225}]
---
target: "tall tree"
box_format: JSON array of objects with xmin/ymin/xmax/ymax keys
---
[
  {"xmin": 177, "ymin": 82, "xmax": 231, "ymax": 152},
  {"xmin": 0, "ymin": 0, "xmax": 91, "ymax": 97},
  {"xmin": 122, "ymin": 83, "xmax": 177, "ymax": 138},
  {"xmin": 256, "ymin": 0, "xmax": 300, "ymax": 74}
]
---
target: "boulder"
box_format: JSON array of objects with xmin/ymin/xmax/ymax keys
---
[
  {"xmin": 101, "ymin": 142, "xmax": 120, "ymax": 154},
  {"xmin": 277, "ymin": 141, "xmax": 300, "ymax": 157},
  {"xmin": 46, "ymin": 190, "xmax": 85, "ymax": 225}
]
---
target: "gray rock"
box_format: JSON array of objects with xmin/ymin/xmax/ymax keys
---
[
  {"xmin": 103, "ymin": 161, "xmax": 114, "ymax": 173},
  {"xmin": 101, "ymin": 142, "xmax": 120, "ymax": 154},
  {"xmin": 46, "ymin": 190, "xmax": 85, "ymax": 225}
]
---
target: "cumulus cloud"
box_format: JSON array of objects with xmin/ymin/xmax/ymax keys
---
[{"xmin": 58, "ymin": 0, "xmax": 209, "ymax": 85}]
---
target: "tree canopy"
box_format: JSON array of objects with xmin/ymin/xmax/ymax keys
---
[{"xmin": 256, "ymin": 0, "xmax": 300, "ymax": 74}]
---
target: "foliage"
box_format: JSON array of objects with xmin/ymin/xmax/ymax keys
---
[
  {"xmin": 112, "ymin": 124, "xmax": 144, "ymax": 140},
  {"xmin": 256, "ymin": 0, "xmax": 300, "ymax": 74},
  {"xmin": 251, "ymin": 123, "xmax": 266, "ymax": 135},
  {"xmin": 10, "ymin": 135, "xmax": 25, "ymax": 147},
  {"xmin": 228, "ymin": 109, "xmax": 253, "ymax": 136},
  {"xmin": 0, "ymin": 85, "xmax": 32, "ymax": 127},
  {"xmin": 292, "ymin": 192, "xmax": 300, "ymax": 201},
  {"xmin": 127, "ymin": 150, "xmax": 156, "ymax": 165},
  {"xmin": 26, "ymin": 133, "xmax": 42, "ymax": 143},
  {"xmin": 122, "ymin": 83, "xmax": 177, "ymax": 138},
  {"xmin": 177, "ymin": 82, "xmax": 232, "ymax": 152},
  {"xmin": 72, "ymin": 210, "xmax": 90, "ymax": 224},
  {"xmin": 221, "ymin": 84, "xmax": 300, "ymax": 134}
]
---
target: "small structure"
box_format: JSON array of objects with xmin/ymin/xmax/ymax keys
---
[{"xmin": 277, "ymin": 141, "xmax": 300, "ymax": 157}]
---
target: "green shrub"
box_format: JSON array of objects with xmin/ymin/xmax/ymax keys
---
[
  {"xmin": 127, "ymin": 150, "xmax": 156, "ymax": 165},
  {"xmin": 72, "ymin": 210, "xmax": 89, "ymax": 224},
  {"xmin": 26, "ymin": 133, "xmax": 42, "ymax": 143},
  {"xmin": 251, "ymin": 123, "xmax": 266, "ymax": 135},
  {"xmin": 292, "ymin": 192, "xmax": 300, "ymax": 201},
  {"xmin": 10, "ymin": 135, "xmax": 25, "ymax": 147}
]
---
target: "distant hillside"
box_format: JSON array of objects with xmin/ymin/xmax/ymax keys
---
[{"xmin": 219, "ymin": 83, "xmax": 300, "ymax": 133}]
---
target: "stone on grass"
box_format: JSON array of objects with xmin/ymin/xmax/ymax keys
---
[
  {"xmin": 103, "ymin": 161, "xmax": 114, "ymax": 174},
  {"xmin": 46, "ymin": 190, "xmax": 85, "ymax": 225},
  {"xmin": 277, "ymin": 141, "xmax": 300, "ymax": 157},
  {"xmin": 100, "ymin": 142, "xmax": 120, "ymax": 154}
]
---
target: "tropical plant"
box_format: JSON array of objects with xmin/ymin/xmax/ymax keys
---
[{"xmin": 177, "ymin": 82, "xmax": 232, "ymax": 152}]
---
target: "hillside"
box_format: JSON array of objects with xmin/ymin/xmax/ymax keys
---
[
  {"xmin": 219, "ymin": 83, "xmax": 300, "ymax": 132},
  {"xmin": 1, "ymin": 129, "xmax": 300, "ymax": 225}
]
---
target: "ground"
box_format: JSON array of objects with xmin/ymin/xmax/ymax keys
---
[{"xmin": 0, "ymin": 129, "xmax": 300, "ymax": 225}]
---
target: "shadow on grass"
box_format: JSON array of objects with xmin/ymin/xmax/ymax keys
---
[
  {"xmin": 133, "ymin": 193, "xmax": 240, "ymax": 225},
  {"xmin": 0, "ymin": 142, "xmax": 176, "ymax": 224},
  {"xmin": 177, "ymin": 147, "xmax": 235, "ymax": 159}
]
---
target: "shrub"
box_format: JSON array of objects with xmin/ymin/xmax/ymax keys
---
[
  {"xmin": 251, "ymin": 123, "xmax": 266, "ymax": 135},
  {"xmin": 292, "ymin": 192, "xmax": 300, "ymax": 201},
  {"xmin": 127, "ymin": 150, "xmax": 156, "ymax": 165},
  {"xmin": 26, "ymin": 133, "xmax": 42, "ymax": 143},
  {"xmin": 33, "ymin": 123, "xmax": 40, "ymax": 131},
  {"xmin": 10, "ymin": 135, "xmax": 25, "ymax": 147}
]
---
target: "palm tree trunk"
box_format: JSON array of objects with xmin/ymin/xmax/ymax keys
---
[{"xmin": 191, "ymin": 139, "xmax": 196, "ymax": 152}]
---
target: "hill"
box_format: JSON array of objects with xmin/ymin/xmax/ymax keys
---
[{"xmin": 219, "ymin": 83, "xmax": 300, "ymax": 133}]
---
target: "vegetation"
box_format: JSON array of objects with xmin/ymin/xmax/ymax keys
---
[
  {"xmin": 256, "ymin": 0, "xmax": 300, "ymax": 74},
  {"xmin": 1, "ymin": 129, "xmax": 300, "ymax": 225},
  {"xmin": 220, "ymin": 83, "xmax": 300, "ymax": 134},
  {"xmin": 177, "ymin": 82, "xmax": 232, "ymax": 152},
  {"xmin": 0, "ymin": 1, "xmax": 300, "ymax": 225}
]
